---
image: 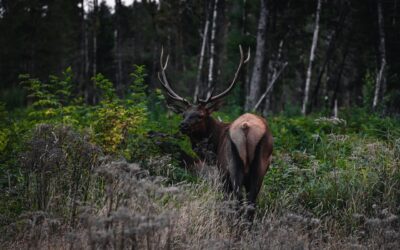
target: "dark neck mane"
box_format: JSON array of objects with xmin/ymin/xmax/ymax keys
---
[{"xmin": 190, "ymin": 116, "xmax": 229, "ymax": 154}]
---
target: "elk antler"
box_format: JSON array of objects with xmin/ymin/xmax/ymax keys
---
[
  {"xmin": 200, "ymin": 45, "xmax": 250, "ymax": 104},
  {"xmin": 158, "ymin": 47, "xmax": 191, "ymax": 106}
]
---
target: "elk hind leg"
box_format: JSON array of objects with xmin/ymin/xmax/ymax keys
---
[
  {"xmin": 229, "ymin": 139, "xmax": 245, "ymax": 203},
  {"xmin": 244, "ymin": 177, "xmax": 263, "ymax": 221},
  {"xmin": 244, "ymin": 135, "xmax": 271, "ymax": 221}
]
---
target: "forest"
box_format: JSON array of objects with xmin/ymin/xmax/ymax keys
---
[{"xmin": 1, "ymin": 0, "xmax": 400, "ymax": 249}]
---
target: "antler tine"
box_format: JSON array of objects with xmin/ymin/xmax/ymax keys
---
[
  {"xmin": 194, "ymin": 93, "xmax": 199, "ymax": 104},
  {"xmin": 158, "ymin": 46, "xmax": 191, "ymax": 106},
  {"xmin": 244, "ymin": 46, "xmax": 251, "ymax": 64},
  {"xmin": 202, "ymin": 86, "xmax": 215, "ymax": 103},
  {"xmin": 161, "ymin": 49, "xmax": 169, "ymax": 70},
  {"xmin": 201, "ymin": 45, "xmax": 250, "ymax": 103}
]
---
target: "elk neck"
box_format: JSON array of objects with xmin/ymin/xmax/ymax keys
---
[{"xmin": 191, "ymin": 116, "xmax": 229, "ymax": 153}]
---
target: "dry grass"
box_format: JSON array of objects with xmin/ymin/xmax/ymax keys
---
[{"xmin": 2, "ymin": 155, "xmax": 399, "ymax": 250}]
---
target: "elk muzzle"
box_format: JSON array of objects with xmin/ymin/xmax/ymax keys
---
[{"xmin": 179, "ymin": 122, "xmax": 190, "ymax": 134}]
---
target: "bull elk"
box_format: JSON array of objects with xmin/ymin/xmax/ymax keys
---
[{"xmin": 158, "ymin": 46, "xmax": 273, "ymax": 220}]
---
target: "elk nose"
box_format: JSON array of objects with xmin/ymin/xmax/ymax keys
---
[{"xmin": 179, "ymin": 123, "xmax": 189, "ymax": 133}]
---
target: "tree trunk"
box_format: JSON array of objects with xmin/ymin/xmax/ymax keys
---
[
  {"xmin": 312, "ymin": 1, "xmax": 347, "ymax": 110},
  {"xmin": 241, "ymin": 0, "xmax": 247, "ymax": 34},
  {"xmin": 333, "ymin": 99, "xmax": 338, "ymax": 118},
  {"xmin": 90, "ymin": 0, "xmax": 99, "ymax": 104},
  {"xmin": 207, "ymin": 0, "xmax": 219, "ymax": 94},
  {"xmin": 311, "ymin": 31, "xmax": 335, "ymax": 110},
  {"xmin": 241, "ymin": 0, "xmax": 249, "ymax": 107},
  {"xmin": 331, "ymin": 44, "xmax": 349, "ymax": 112},
  {"xmin": 373, "ymin": 0, "xmax": 387, "ymax": 109},
  {"xmin": 301, "ymin": 0, "xmax": 322, "ymax": 115},
  {"xmin": 92, "ymin": 0, "xmax": 98, "ymax": 79},
  {"xmin": 83, "ymin": 1, "xmax": 91, "ymax": 103},
  {"xmin": 79, "ymin": 0, "xmax": 89, "ymax": 101},
  {"xmin": 194, "ymin": 2, "xmax": 211, "ymax": 100},
  {"xmin": 115, "ymin": 0, "xmax": 123, "ymax": 95},
  {"xmin": 263, "ymin": 39, "xmax": 284, "ymax": 115},
  {"xmin": 245, "ymin": 0, "xmax": 268, "ymax": 111}
]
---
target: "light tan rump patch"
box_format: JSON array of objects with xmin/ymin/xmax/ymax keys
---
[{"xmin": 229, "ymin": 113, "xmax": 266, "ymax": 173}]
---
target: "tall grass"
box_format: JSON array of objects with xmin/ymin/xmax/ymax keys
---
[{"xmin": 3, "ymin": 155, "xmax": 399, "ymax": 249}]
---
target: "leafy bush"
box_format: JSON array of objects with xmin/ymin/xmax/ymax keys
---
[
  {"xmin": 17, "ymin": 66, "xmax": 156, "ymax": 159},
  {"xmin": 20, "ymin": 67, "xmax": 77, "ymax": 123},
  {"xmin": 92, "ymin": 73, "xmax": 147, "ymax": 154}
]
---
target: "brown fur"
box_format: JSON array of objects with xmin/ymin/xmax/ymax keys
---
[
  {"xmin": 159, "ymin": 46, "xmax": 272, "ymax": 220},
  {"xmin": 178, "ymin": 106, "xmax": 273, "ymax": 220}
]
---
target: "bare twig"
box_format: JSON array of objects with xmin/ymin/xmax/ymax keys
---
[{"xmin": 253, "ymin": 61, "xmax": 288, "ymax": 112}]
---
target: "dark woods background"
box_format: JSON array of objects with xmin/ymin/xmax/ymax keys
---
[{"xmin": 0, "ymin": 0, "xmax": 399, "ymax": 114}]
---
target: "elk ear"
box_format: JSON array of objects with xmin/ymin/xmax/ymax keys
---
[{"xmin": 205, "ymin": 99, "xmax": 224, "ymax": 114}]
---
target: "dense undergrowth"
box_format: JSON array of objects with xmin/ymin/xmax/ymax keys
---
[{"xmin": 0, "ymin": 67, "xmax": 399, "ymax": 249}]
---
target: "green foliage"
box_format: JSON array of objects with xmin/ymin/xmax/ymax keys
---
[
  {"xmin": 129, "ymin": 64, "xmax": 148, "ymax": 105},
  {"xmin": 91, "ymin": 67, "xmax": 148, "ymax": 156},
  {"xmin": 50, "ymin": 67, "xmax": 74, "ymax": 105},
  {"xmin": 17, "ymin": 66, "xmax": 153, "ymax": 157},
  {"xmin": 260, "ymin": 113, "xmax": 400, "ymax": 230},
  {"xmin": 341, "ymin": 108, "xmax": 400, "ymax": 140},
  {"xmin": 93, "ymin": 73, "xmax": 116, "ymax": 102},
  {"xmin": 20, "ymin": 74, "xmax": 59, "ymax": 120},
  {"xmin": 0, "ymin": 129, "xmax": 9, "ymax": 152},
  {"xmin": 19, "ymin": 67, "xmax": 76, "ymax": 123},
  {"xmin": 92, "ymin": 100, "xmax": 147, "ymax": 154}
]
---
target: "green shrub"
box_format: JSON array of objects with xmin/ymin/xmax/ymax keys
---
[
  {"xmin": 260, "ymin": 114, "xmax": 400, "ymax": 230},
  {"xmin": 92, "ymin": 72, "xmax": 147, "ymax": 154}
]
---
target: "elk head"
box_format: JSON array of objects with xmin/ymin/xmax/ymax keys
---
[{"xmin": 157, "ymin": 45, "xmax": 250, "ymax": 138}]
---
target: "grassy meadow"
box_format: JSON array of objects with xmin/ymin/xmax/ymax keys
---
[{"xmin": 0, "ymin": 68, "xmax": 399, "ymax": 249}]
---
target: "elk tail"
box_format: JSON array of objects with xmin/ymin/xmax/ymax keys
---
[{"xmin": 241, "ymin": 122, "xmax": 250, "ymax": 133}]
